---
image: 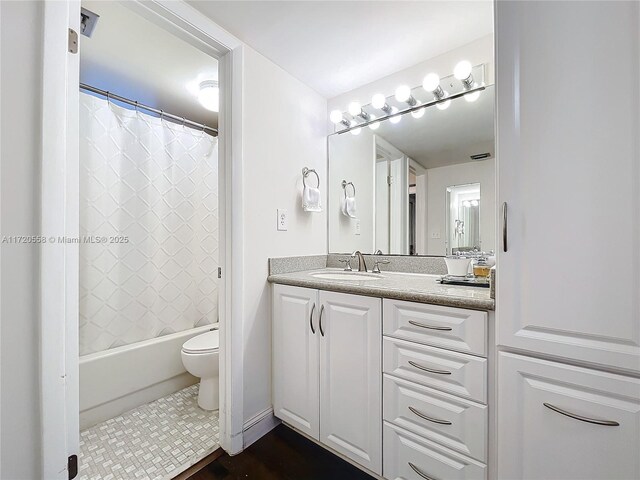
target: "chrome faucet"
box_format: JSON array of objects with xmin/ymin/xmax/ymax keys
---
[{"xmin": 351, "ymin": 250, "xmax": 367, "ymax": 272}]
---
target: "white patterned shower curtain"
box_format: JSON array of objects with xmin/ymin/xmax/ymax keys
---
[{"xmin": 79, "ymin": 92, "xmax": 218, "ymax": 356}]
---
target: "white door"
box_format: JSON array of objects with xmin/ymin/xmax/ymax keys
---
[
  {"xmin": 498, "ymin": 352, "xmax": 640, "ymax": 480},
  {"xmin": 319, "ymin": 291, "xmax": 382, "ymax": 475},
  {"xmin": 496, "ymin": 1, "xmax": 640, "ymax": 372},
  {"xmin": 272, "ymin": 284, "xmax": 320, "ymax": 439}
]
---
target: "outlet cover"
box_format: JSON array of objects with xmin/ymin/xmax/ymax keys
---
[{"xmin": 277, "ymin": 209, "xmax": 288, "ymax": 231}]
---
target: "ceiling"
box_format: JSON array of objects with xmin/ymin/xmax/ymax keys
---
[
  {"xmin": 367, "ymin": 85, "xmax": 495, "ymax": 169},
  {"xmin": 80, "ymin": 1, "xmax": 218, "ymax": 128},
  {"xmin": 188, "ymin": 1, "xmax": 493, "ymax": 98}
]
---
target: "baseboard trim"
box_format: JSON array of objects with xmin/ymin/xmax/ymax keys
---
[{"xmin": 242, "ymin": 407, "xmax": 280, "ymax": 449}]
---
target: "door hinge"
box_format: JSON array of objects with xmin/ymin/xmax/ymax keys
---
[
  {"xmin": 218, "ymin": 267, "xmax": 222, "ymax": 279},
  {"xmin": 387, "ymin": 175, "xmax": 393, "ymax": 185},
  {"xmin": 68, "ymin": 455, "xmax": 78, "ymax": 479},
  {"xmin": 68, "ymin": 28, "xmax": 78, "ymax": 54}
]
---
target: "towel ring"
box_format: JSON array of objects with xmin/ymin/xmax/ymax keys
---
[
  {"xmin": 302, "ymin": 167, "xmax": 320, "ymax": 189},
  {"xmin": 342, "ymin": 180, "xmax": 356, "ymax": 198}
]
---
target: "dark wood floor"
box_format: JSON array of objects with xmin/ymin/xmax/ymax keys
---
[{"xmin": 187, "ymin": 424, "xmax": 375, "ymax": 480}]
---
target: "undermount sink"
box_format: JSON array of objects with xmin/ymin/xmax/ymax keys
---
[{"xmin": 310, "ymin": 271, "xmax": 382, "ymax": 281}]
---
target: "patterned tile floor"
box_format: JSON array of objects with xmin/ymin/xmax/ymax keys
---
[{"xmin": 79, "ymin": 385, "xmax": 219, "ymax": 480}]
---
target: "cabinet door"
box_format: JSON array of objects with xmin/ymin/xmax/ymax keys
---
[
  {"xmin": 272, "ymin": 284, "xmax": 319, "ymax": 439},
  {"xmin": 498, "ymin": 352, "xmax": 640, "ymax": 480},
  {"xmin": 496, "ymin": 1, "xmax": 640, "ymax": 372},
  {"xmin": 319, "ymin": 291, "xmax": 382, "ymax": 474}
]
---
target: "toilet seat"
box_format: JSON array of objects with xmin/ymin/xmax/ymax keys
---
[{"xmin": 182, "ymin": 330, "xmax": 219, "ymax": 354}]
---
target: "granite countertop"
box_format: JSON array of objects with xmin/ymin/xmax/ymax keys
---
[{"xmin": 268, "ymin": 268, "xmax": 494, "ymax": 311}]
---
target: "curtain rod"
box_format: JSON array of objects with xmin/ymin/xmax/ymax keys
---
[{"xmin": 79, "ymin": 83, "xmax": 218, "ymax": 136}]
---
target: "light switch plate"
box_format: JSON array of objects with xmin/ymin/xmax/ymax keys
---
[
  {"xmin": 431, "ymin": 231, "xmax": 441, "ymax": 239},
  {"xmin": 277, "ymin": 209, "xmax": 288, "ymax": 231}
]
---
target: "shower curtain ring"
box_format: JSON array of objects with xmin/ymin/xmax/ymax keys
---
[
  {"xmin": 106, "ymin": 91, "xmax": 111, "ymax": 104},
  {"xmin": 182, "ymin": 117, "xmax": 186, "ymax": 127},
  {"xmin": 160, "ymin": 110, "xmax": 164, "ymax": 121},
  {"xmin": 134, "ymin": 101, "xmax": 139, "ymax": 112}
]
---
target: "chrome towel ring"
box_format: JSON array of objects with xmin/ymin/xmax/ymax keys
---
[
  {"xmin": 342, "ymin": 180, "xmax": 356, "ymax": 198},
  {"xmin": 302, "ymin": 167, "xmax": 320, "ymax": 189}
]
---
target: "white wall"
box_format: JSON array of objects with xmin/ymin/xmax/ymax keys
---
[
  {"xmin": 0, "ymin": 1, "xmax": 44, "ymax": 478},
  {"xmin": 328, "ymin": 129, "xmax": 375, "ymax": 253},
  {"xmin": 327, "ymin": 34, "xmax": 494, "ymax": 114},
  {"xmin": 241, "ymin": 47, "xmax": 327, "ymax": 423},
  {"xmin": 426, "ymin": 160, "xmax": 496, "ymax": 255}
]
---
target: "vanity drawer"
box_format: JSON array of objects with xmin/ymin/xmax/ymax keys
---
[
  {"xmin": 384, "ymin": 422, "xmax": 487, "ymax": 480},
  {"xmin": 383, "ymin": 375, "xmax": 487, "ymax": 462},
  {"xmin": 383, "ymin": 337, "xmax": 487, "ymax": 403},
  {"xmin": 383, "ymin": 299, "xmax": 487, "ymax": 357}
]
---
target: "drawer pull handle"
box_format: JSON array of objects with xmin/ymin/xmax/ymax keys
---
[
  {"xmin": 408, "ymin": 406, "xmax": 452, "ymax": 425},
  {"xmin": 543, "ymin": 403, "xmax": 620, "ymax": 426},
  {"xmin": 408, "ymin": 360, "xmax": 451, "ymax": 375},
  {"xmin": 408, "ymin": 320, "xmax": 452, "ymax": 331},
  {"xmin": 309, "ymin": 303, "xmax": 316, "ymax": 334},
  {"xmin": 408, "ymin": 462, "xmax": 436, "ymax": 480}
]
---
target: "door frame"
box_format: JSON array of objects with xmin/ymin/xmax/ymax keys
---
[{"xmin": 40, "ymin": 1, "xmax": 245, "ymax": 477}]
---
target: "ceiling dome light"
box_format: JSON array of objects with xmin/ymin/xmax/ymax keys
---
[
  {"xmin": 371, "ymin": 93, "xmax": 390, "ymax": 112},
  {"xmin": 198, "ymin": 80, "xmax": 219, "ymax": 112},
  {"xmin": 464, "ymin": 90, "xmax": 481, "ymax": 102},
  {"xmin": 454, "ymin": 61, "xmax": 473, "ymax": 81},
  {"xmin": 330, "ymin": 109, "xmax": 345, "ymax": 124},
  {"xmin": 436, "ymin": 99, "xmax": 451, "ymax": 111},
  {"xmin": 368, "ymin": 114, "xmax": 380, "ymax": 130},
  {"xmin": 348, "ymin": 102, "xmax": 362, "ymax": 117},
  {"xmin": 389, "ymin": 106, "xmax": 401, "ymax": 124},
  {"xmin": 411, "ymin": 102, "xmax": 426, "ymax": 119}
]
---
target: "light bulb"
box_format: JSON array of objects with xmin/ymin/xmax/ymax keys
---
[
  {"xmin": 411, "ymin": 102, "xmax": 425, "ymax": 119},
  {"xmin": 368, "ymin": 114, "xmax": 380, "ymax": 130},
  {"xmin": 464, "ymin": 90, "xmax": 481, "ymax": 102},
  {"xmin": 395, "ymin": 85, "xmax": 412, "ymax": 103},
  {"xmin": 348, "ymin": 102, "xmax": 362, "ymax": 117},
  {"xmin": 422, "ymin": 73, "xmax": 440, "ymax": 92},
  {"xmin": 454, "ymin": 60, "xmax": 473, "ymax": 80},
  {"xmin": 329, "ymin": 109, "xmax": 344, "ymax": 124},
  {"xmin": 198, "ymin": 80, "xmax": 219, "ymax": 112},
  {"xmin": 351, "ymin": 126, "xmax": 362, "ymax": 136},
  {"xmin": 371, "ymin": 93, "xmax": 387, "ymax": 110},
  {"xmin": 471, "ymin": 200, "xmax": 479, "ymax": 207},
  {"xmin": 436, "ymin": 99, "xmax": 451, "ymax": 111},
  {"xmin": 463, "ymin": 201, "xmax": 471, "ymax": 208},
  {"xmin": 389, "ymin": 106, "xmax": 401, "ymax": 124}
]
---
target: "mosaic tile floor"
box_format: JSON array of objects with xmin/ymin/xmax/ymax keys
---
[{"xmin": 79, "ymin": 385, "xmax": 219, "ymax": 480}]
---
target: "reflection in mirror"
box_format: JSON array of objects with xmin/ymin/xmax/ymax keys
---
[
  {"xmin": 328, "ymin": 85, "xmax": 495, "ymax": 256},
  {"xmin": 446, "ymin": 183, "xmax": 481, "ymax": 253}
]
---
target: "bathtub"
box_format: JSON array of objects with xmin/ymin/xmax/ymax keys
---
[{"xmin": 79, "ymin": 324, "xmax": 216, "ymax": 429}]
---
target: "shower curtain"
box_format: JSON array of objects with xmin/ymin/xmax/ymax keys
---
[{"xmin": 78, "ymin": 92, "xmax": 218, "ymax": 355}]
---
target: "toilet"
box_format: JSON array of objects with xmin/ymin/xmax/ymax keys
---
[{"xmin": 181, "ymin": 330, "xmax": 219, "ymax": 411}]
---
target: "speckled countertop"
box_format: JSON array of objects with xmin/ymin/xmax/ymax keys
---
[{"xmin": 268, "ymin": 268, "xmax": 494, "ymax": 311}]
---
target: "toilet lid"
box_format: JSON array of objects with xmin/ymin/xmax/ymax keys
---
[{"xmin": 182, "ymin": 330, "xmax": 219, "ymax": 354}]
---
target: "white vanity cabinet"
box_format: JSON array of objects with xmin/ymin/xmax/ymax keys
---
[
  {"xmin": 495, "ymin": 2, "xmax": 640, "ymax": 478},
  {"xmin": 272, "ymin": 284, "xmax": 382, "ymax": 474}
]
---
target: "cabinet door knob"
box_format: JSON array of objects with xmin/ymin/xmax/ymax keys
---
[
  {"xmin": 408, "ymin": 462, "xmax": 436, "ymax": 480},
  {"xmin": 319, "ymin": 305, "xmax": 325, "ymax": 337},
  {"xmin": 543, "ymin": 403, "xmax": 619, "ymax": 426},
  {"xmin": 408, "ymin": 320, "xmax": 452, "ymax": 331},
  {"xmin": 309, "ymin": 303, "xmax": 316, "ymax": 334},
  {"xmin": 408, "ymin": 360, "xmax": 451, "ymax": 375},
  {"xmin": 408, "ymin": 406, "xmax": 452, "ymax": 425}
]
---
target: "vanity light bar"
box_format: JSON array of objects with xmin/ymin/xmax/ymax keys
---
[{"xmin": 330, "ymin": 61, "xmax": 485, "ymax": 134}]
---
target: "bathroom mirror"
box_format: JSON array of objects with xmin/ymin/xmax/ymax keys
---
[{"xmin": 328, "ymin": 85, "xmax": 495, "ymax": 256}]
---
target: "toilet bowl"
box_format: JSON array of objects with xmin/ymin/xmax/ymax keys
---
[{"xmin": 181, "ymin": 330, "xmax": 219, "ymax": 411}]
